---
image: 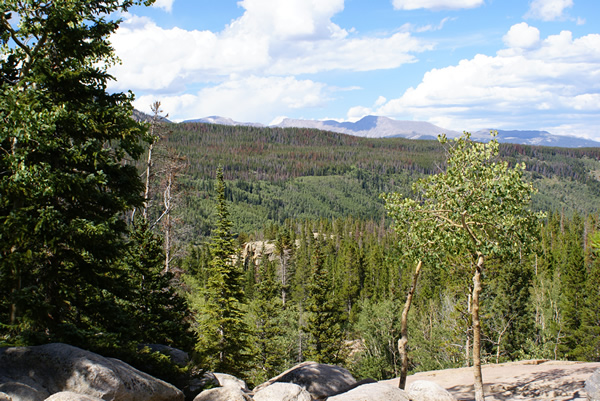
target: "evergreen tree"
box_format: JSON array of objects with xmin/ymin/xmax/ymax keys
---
[
  {"xmin": 193, "ymin": 166, "xmax": 252, "ymax": 376},
  {"xmin": 0, "ymin": 0, "xmax": 152, "ymax": 346},
  {"xmin": 247, "ymin": 255, "xmax": 287, "ymax": 384},
  {"xmin": 304, "ymin": 238, "xmax": 346, "ymax": 364},
  {"xmin": 578, "ymin": 229, "xmax": 600, "ymax": 361},
  {"xmin": 120, "ymin": 220, "xmax": 193, "ymax": 349}
]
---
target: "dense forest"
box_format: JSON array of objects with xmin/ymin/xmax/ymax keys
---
[
  {"xmin": 2, "ymin": 0, "xmax": 599, "ymax": 398},
  {"xmin": 149, "ymin": 122, "xmax": 600, "ymax": 238},
  {"xmin": 151, "ymin": 117, "xmax": 600, "ymax": 387}
]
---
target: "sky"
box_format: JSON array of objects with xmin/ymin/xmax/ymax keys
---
[{"xmin": 108, "ymin": 0, "xmax": 600, "ymax": 141}]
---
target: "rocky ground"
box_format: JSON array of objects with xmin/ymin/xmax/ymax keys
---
[{"xmin": 384, "ymin": 360, "xmax": 600, "ymax": 400}]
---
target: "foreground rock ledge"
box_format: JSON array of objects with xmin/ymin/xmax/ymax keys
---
[
  {"xmin": 0, "ymin": 343, "xmax": 184, "ymax": 401},
  {"xmin": 253, "ymin": 361, "xmax": 356, "ymax": 399}
]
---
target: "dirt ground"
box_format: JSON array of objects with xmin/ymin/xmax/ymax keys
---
[{"xmin": 383, "ymin": 360, "xmax": 600, "ymax": 400}]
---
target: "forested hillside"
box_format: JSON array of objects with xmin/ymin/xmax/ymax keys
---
[
  {"xmin": 160, "ymin": 122, "xmax": 600, "ymax": 386},
  {"xmin": 156, "ymin": 122, "xmax": 600, "ymax": 238}
]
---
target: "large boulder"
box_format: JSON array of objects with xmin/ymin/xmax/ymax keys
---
[
  {"xmin": 186, "ymin": 372, "xmax": 220, "ymax": 397},
  {"xmin": 252, "ymin": 382, "xmax": 311, "ymax": 401},
  {"xmin": 406, "ymin": 380, "xmax": 456, "ymax": 401},
  {"xmin": 213, "ymin": 373, "xmax": 249, "ymax": 392},
  {"xmin": 327, "ymin": 382, "xmax": 410, "ymax": 401},
  {"xmin": 253, "ymin": 361, "xmax": 356, "ymax": 399},
  {"xmin": 44, "ymin": 391, "xmax": 104, "ymax": 401},
  {"xmin": 0, "ymin": 343, "xmax": 184, "ymax": 401},
  {"xmin": 141, "ymin": 344, "xmax": 190, "ymax": 367},
  {"xmin": 586, "ymin": 368, "xmax": 600, "ymax": 401},
  {"xmin": 193, "ymin": 387, "xmax": 252, "ymax": 401}
]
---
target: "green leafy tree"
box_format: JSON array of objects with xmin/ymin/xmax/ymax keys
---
[
  {"xmin": 0, "ymin": 0, "xmax": 153, "ymax": 345},
  {"xmin": 351, "ymin": 298, "xmax": 402, "ymax": 380},
  {"xmin": 386, "ymin": 132, "xmax": 542, "ymax": 401},
  {"xmin": 384, "ymin": 188, "xmax": 448, "ymax": 389},
  {"xmin": 193, "ymin": 166, "xmax": 252, "ymax": 376}
]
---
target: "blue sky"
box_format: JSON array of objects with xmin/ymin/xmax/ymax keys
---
[{"xmin": 108, "ymin": 0, "xmax": 600, "ymax": 140}]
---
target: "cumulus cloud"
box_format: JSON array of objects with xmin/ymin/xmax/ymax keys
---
[
  {"xmin": 109, "ymin": 0, "xmax": 431, "ymax": 92},
  {"xmin": 234, "ymin": 0, "xmax": 346, "ymax": 40},
  {"xmin": 525, "ymin": 0, "xmax": 573, "ymax": 21},
  {"xmin": 392, "ymin": 0, "xmax": 484, "ymax": 11},
  {"xmin": 503, "ymin": 23, "xmax": 540, "ymax": 49},
  {"xmin": 133, "ymin": 76, "xmax": 330, "ymax": 123},
  {"xmin": 152, "ymin": 0, "xmax": 174, "ymax": 12},
  {"xmin": 354, "ymin": 26, "xmax": 600, "ymax": 140}
]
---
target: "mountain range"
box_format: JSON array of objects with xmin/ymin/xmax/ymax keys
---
[{"xmin": 182, "ymin": 115, "xmax": 600, "ymax": 148}]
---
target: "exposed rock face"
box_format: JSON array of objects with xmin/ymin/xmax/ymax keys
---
[
  {"xmin": 141, "ymin": 344, "xmax": 190, "ymax": 367},
  {"xmin": 193, "ymin": 387, "xmax": 252, "ymax": 401},
  {"xmin": 586, "ymin": 368, "xmax": 600, "ymax": 401},
  {"xmin": 214, "ymin": 373, "xmax": 249, "ymax": 392},
  {"xmin": 327, "ymin": 382, "xmax": 410, "ymax": 401},
  {"xmin": 252, "ymin": 382, "xmax": 311, "ymax": 401},
  {"xmin": 44, "ymin": 391, "xmax": 105, "ymax": 401},
  {"xmin": 0, "ymin": 343, "xmax": 184, "ymax": 401},
  {"xmin": 406, "ymin": 380, "xmax": 456, "ymax": 401},
  {"xmin": 187, "ymin": 372, "xmax": 220, "ymax": 396},
  {"xmin": 253, "ymin": 361, "xmax": 356, "ymax": 399}
]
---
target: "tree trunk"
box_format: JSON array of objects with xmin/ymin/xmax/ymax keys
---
[
  {"xmin": 472, "ymin": 254, "xmax": 485, "ymax": 401},
  {"xmin": 163, "ymin": 172, "xmax": 173, "ymax": 273},
  {"xmin": 398, "ymin": 260, "xmax": 423, "ymax": 389},
  {"xmin": 465, "ymin": 291, "xmax": 471, "ymax": 367},
  {"xmin": 142, "ymin": 140, "xmax": 154, "ymax": 221}
]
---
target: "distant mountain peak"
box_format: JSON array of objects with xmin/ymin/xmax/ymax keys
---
[
  {"xmin": 183, "ymin": 116, "xmax": 264, "ymax": 127},
  {"xmin": 273, "ymin": 115, "xmax": 459, "ymax": 140},
  {"xmin": 175, "ymin": 113, "xmax": 600, "ymax": 148}
]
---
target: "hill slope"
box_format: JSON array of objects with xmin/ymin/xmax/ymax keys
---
[{"xmin": 153, "ymin": 123, "xmax": 600, "ymax": 237}]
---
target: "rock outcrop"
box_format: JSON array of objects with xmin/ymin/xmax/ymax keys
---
[
  {"xmin": 586, "ymin": 368, "xmax": 600, "ymax": 401},
  {"xmin": 141, "ymin": 344, "xmax": 190, "ymax": 367},
  {"xmin": 214, "ymin": 373, "xmax": 249, "ymax": 392},
  {"xmin": 193, "ymin": 387, "xmax": 252, "ymax": 401},
  {"xmin": 0, "ymin": 343, "xmax": 184, "ymax": 401},
  {"xmin": 44, "ymin": 391, "xmax": 105, "ymax": 401},
  {"xmin": 327, "ymin": 382, "xmax": 410, "ymax": 401},
  {"xmin": 252, "ymin": 383, "xmax": 311, "ymax": 401},
  {"xmin": 406, "ymin": 380, "xmax": 456, "ymax": 401},
  {"xmin": 253, "ymin": 361, "xmax": 356, "ymax": 399}
]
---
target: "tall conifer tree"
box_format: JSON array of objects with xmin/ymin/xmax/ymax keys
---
[
  {"xmin": 194, "ymin": 166, "xmax": 252, "ymax": 376},
  {"xmin": 304, "ymin": 238, "xmax": 345, "ymax": 364},
  {"xmin": 0, "ymin": 0, "xmax": 154, "ymax": 345}
]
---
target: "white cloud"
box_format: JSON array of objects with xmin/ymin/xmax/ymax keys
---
[
  {"xmin": 109, "ymin": 1, "xmax": 431, "ymax": 93},
  {"xmin": 234, "ymin": 0, "xmax": 346, "ymax": 40},
  {"xmin": 355, "ymin": 27, "xmax": 600, "ymax": 140},
  {"xmin": 152, "ymin": 0, "xmax": 174, "ymax": 12},
  {"xmin": 392, "ymin": 0, "xmax": 484, "ymax": 11},
  {"xmin": 525, "ymin": 0, "xmax": 573, "ymax": 21},
  {"xmin": 503, "ymin": 23, "xmax": 540, "ymax": 49},
  {"xmin": 266, "ymin": 32, "xmax": 431, "ymax": 75},
  {"xmin": 133, "ymin": 76, "xmax": 329, "ymax": 123}
]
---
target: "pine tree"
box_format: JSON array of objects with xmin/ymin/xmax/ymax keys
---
[
  {"xmin": 304, "ymin": 238, "xmax": 346, "ymax": 364},
  {"xmin": 578, "ymin": 229, "xmax": 600, "ymax": 361},
  {"xmin": 193, "ymin": 166, "xmax": 253, "ymax": 376},
  {"xmin": 558, "ymin": 216, "xmax": 586, "ymax": 358},
  {"xmin": 0, "ymin": 0, "xmax": 151, "ymax": 345},
  {"xmin": 248, "ymin": 255, "xmax": 287, "ymax": 384},
  {"xmin": 120, "ymin": 220, "xmax": 193, "ymax": 349}
]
